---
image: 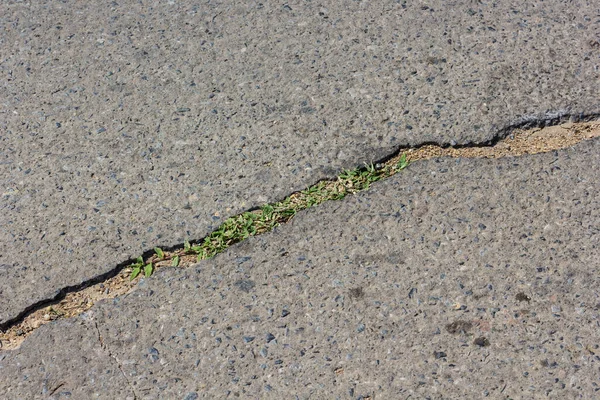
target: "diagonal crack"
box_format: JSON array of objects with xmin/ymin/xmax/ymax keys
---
[
  {"xmin": 93, "ymin": 320, "xmax": 139, "ymax": 400},
  {"xmin": 1, "ymin": 116, "xmax": 599, "ymax": 352}
]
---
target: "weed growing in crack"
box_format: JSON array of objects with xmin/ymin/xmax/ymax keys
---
[
  {"xmin": 129, "ymin": 256, "xmax": 143, "ymax": 280},
  {"xmin": 129, "ymin": 255, "xmax": 154, "ymax": 280},
  {"xmin": 128, "ymin": 153, "xmax": 410, "ymax": 280},
  {"xmin": 4, "ymin": 123, "xmax": 599, "ymax": 351}
]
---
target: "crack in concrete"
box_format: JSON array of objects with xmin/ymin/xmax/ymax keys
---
[
  {"xmin": 1, "ymin": 117, "xmax": 599, "ymax": 352},
  {"xmin": 93, "ymin": 320, "xmax": 138, "ymax": 400}
]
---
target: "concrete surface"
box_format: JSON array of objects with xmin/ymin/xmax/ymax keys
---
[
  {"xmin": 1, "ymin": 0, "xmax": 600, "ymax": 325},
  {"xmin": 0, "ymin": 318, "xmax": 134, "ymax": 399},
  {"xmin": 1, "ymin": 138, "xmax": 598, "ymax": 399}
]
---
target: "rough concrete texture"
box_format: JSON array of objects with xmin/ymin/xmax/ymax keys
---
[
  {"xmin": 1, "ymin": 0, "xmax": 600, "ymax": 325},
  {"xmin": 2, "ymin": 138, "xmax": 598, "ymax": 399},
  {"xmin": 0, "ymin": 317, "xmax": 134, "ymax": 399}
]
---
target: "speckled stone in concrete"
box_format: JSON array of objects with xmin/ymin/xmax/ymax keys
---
[
  {"xmin": 1, "ymin": 138, "xmax": 598, "ymax": 398},
  {"xmin": 1, "ymin": 0, "xmax": 599, "ymax": 327},
  {"xmin": 0, "ymin": 317, "xmax": 134, "ymax": 399}
]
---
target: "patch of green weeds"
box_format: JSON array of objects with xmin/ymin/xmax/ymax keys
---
[{"xmin": 128, "ymin": 152, "xmax": 410, "ymax": 280}]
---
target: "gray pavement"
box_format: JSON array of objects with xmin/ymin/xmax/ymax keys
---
[
  {"xmin": 2, "ymin": 0, "xmax": 600, "ymax": 325},
  {"xmin": 1, "ymin": 138, "xmax": 598, "ymax": 398}
]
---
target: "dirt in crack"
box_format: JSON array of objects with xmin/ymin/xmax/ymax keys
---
[{"xmin": 1, "ymin": 120, "xmax": 599, "ymax": 351}]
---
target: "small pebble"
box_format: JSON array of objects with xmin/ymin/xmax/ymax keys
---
[
  {"xmin": 516, "ymin": 292, "xmax": 531, "ymax": 302},
  {"xmin": 551, "ymin": 305, "xmax": 562, "ymax": 313},
  {"xmin": 445, "ymin": 320, "xmax": 472, "ymax": 334}
]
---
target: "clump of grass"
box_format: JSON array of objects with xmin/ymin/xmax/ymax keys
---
[{"xmin": 129, "ymin": 153, "xmax": 409, "ymax": 280}]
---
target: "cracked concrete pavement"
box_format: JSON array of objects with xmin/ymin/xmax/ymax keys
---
[
  {"xmin": 1, "ymin": 0, "xmax": 599, "ymax": 326},
  {"xmin": 1, "ymin": 0, "xmax": 600, "ymax": 398},
  {"xmin": 1, "ymin": 137, "xmax": 599, "ymax": 398}
]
